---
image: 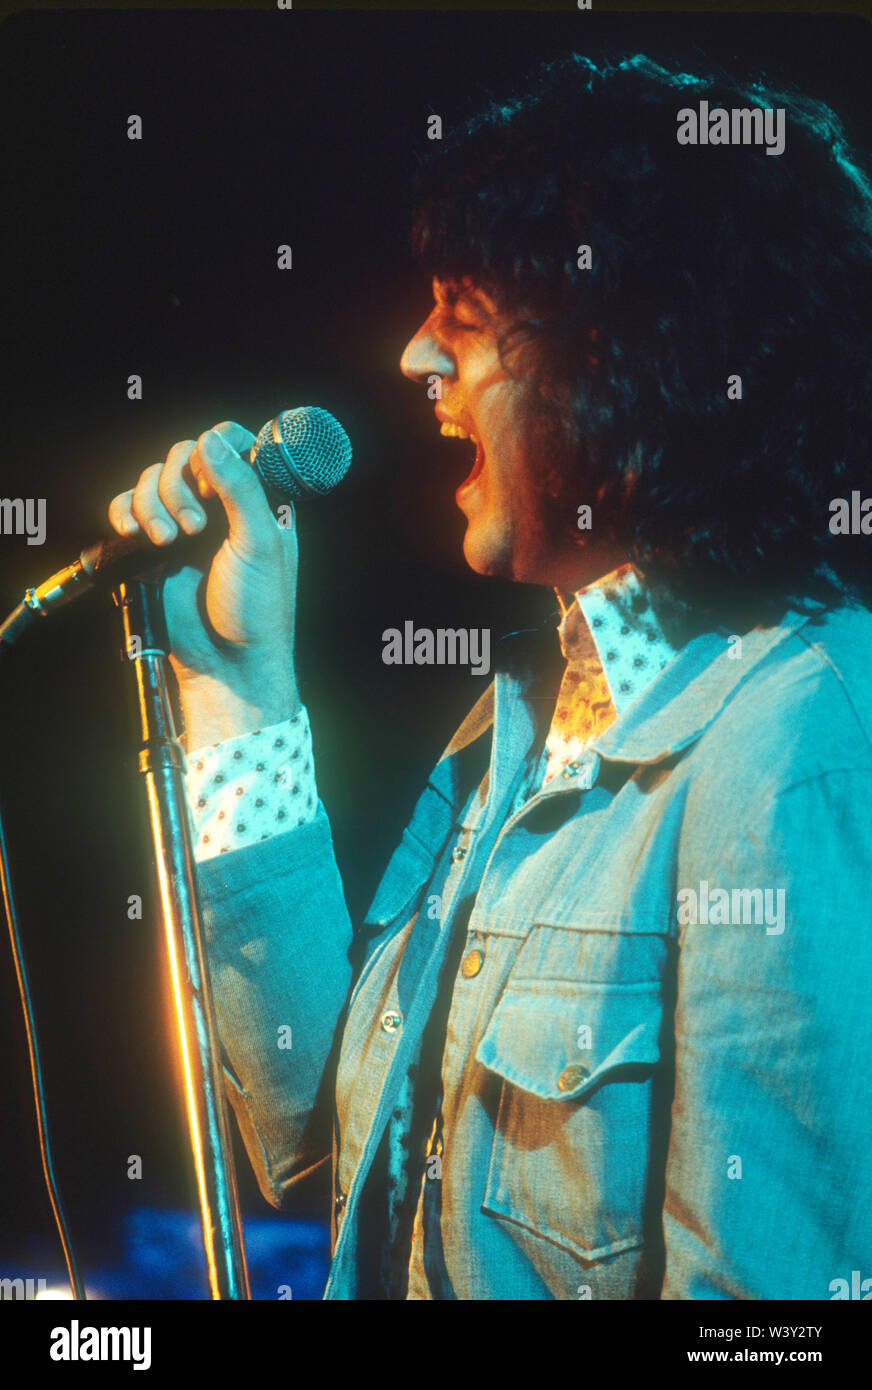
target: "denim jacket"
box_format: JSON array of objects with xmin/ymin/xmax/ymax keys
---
[{"xmin": 196, "ymin": 599, "xmax": 872, "ymax": 1299}]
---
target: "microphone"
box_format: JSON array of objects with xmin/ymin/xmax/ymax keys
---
[{"xmin": 0, "ymin": 407, "xmax": 351, "ymax": 646}]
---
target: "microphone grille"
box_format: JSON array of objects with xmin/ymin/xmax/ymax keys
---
[{"xmin": 252, "ymin": 406, "xmax": 352, "ymax": 501}]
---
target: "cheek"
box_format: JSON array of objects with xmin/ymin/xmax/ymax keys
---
[
  {"xmin": 487, "ymin": 427, "xmax": 536, "ymax": 510},
  {"xmin": 474, "ymin": 378, "xmax": 540, "ymax": 503}
]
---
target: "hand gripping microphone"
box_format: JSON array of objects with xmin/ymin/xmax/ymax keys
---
[{"xmin": 0, "ymin": 406, "xmax": 352, "ymax": 646}]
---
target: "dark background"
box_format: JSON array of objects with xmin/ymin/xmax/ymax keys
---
[{"xmin": 0, "ymin": 6, "xmax": 869, "ymax": 1297}]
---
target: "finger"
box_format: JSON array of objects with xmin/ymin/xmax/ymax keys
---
[
  {"xmin": 107, "ymin": 487, "xmax": 140, "ymax": 537},
  {"xmin": 188, "ymin": 420, "xmax": 257, "ymax": 502},
  {"xmin": 157, "ymin": 439, "xmax": 207, "ymax": 534},
  {"xmin": 189, "ymin": 428, "xmax": 279, "ymax": 559},
  {"xmin": 131, "ymin": 461, "xmax": 179, "ymax": 545},
  {"xmin": 211, "ymin": 420, "xmax": 257, "ymax": 453}
]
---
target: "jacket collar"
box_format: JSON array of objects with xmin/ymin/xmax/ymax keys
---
[
  {"xmin": 444, "ymin": 600, "xmax": 827, "ymax": 771},
  {"xmin": 567, "ymin": 563, "xmax": 680, "ymax": 715},
  {"xmin": 556, "ymin": 602, "xmax": 824, "ymax": 765}
]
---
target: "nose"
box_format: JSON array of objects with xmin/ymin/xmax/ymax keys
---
[{"xmin": 400, "ymin": 315, "xmax": 454, "ymax": 384}]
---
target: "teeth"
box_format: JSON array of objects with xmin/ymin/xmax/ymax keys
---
[{"xmin": 440, "ymin": 421, "xmax": 475, "ymax": 441}]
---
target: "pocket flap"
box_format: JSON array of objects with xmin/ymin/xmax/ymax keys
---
[{"xmin": 476, "ymin": 981, "xmax": 663, "ymax": 1102}]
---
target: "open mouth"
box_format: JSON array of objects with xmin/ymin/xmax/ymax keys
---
[
  {"xmin": 439, "ymin": 419, "xmax": 483, "ymax": 493},
  {"xmin": 459, "ymin": 439, "xmax": 484, "ymax": 492}
]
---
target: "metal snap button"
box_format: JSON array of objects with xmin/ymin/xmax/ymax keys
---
[
  {"xmin": 461, "ymin": 947, "xmax": 484, "ymax": 979},
  {"xmin": 557, "ymin": 1063, "xmax": 591, "ymax": 1092},
  {"xmin": 380, "ymin": 1010, "xmax": 402, "ymax": 1034},
  {"xmin": 451, "ymin": 844, "xmax": 467, "ymax": 863}
]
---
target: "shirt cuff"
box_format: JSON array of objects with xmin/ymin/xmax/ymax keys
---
[{"xmin": 185, "ymin": 710, "xmax": 318, "ymax": 863}]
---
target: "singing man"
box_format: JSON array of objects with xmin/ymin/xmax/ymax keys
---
[{"xmin": 108, "ymin": 54, "xmax": 872, "ymax": 1299}]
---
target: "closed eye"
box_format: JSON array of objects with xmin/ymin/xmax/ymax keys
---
[{"xmin": 441, "ymin": 311, "xmax": 482, "ymax": 333}]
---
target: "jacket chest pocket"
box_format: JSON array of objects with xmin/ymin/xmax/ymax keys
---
[{"xmin": 475, "ymin": 976, "xmax": 666, "ymax": 1265}]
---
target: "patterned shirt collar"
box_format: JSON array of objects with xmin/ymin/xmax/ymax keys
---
[{"xmin": 556, "ymin": 563, "xmax": 679, "ymax": 715}]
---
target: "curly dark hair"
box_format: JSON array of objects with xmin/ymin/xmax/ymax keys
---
[{"xmin": 410, "ymin": 53, "xmax": 872, "ymax": 632}]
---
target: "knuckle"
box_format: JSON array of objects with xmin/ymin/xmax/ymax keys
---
[
  {"xmin": 167, "ymin": 439, "xmax": 197, "ymax": 467},
  {"xmin": 157, "ymin": 467, "xmax": 183, "ymax": 507},
  {"xmin": 132, "ymin": 462, "xmax": 165, "ymax": 520},
  {"xmin": 107, "ymin": 490, "xmax": 134, "ymax": 526},
  {"xmin": 133, "ymin": 463, "xmax": 159, "ymax": 500}
]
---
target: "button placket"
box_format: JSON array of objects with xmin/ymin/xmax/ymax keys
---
[
  {"xmin": 559, "ymin": 750, "xmax": 600, "ymax": 787},
  {"xmin": 438, "ymin": 821, "xmax": 479, "ymax": 924}
]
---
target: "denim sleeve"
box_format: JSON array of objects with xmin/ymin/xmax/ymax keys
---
[
  {"xmin": 663, "ymin": 767, "xmax": 872, "ymax": 1300},
  {"xmin": 194, "ymin": 803, "xmax": 354, "ymax": 1208}
]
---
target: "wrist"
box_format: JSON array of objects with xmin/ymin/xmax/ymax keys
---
[{"xmin": 177, "ymin": 662, "xmax": 301, "ymax": 748}]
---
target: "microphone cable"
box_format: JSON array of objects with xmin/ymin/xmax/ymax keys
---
[{"xmin": 0, "ymin": 675, "xmax": 86, "ymax": 1300}]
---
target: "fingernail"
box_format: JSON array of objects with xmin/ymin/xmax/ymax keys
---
[
  {"xmin": 178, "ymin": 507, "xmax": 205, "ymax": 533},
  {"xmin": 204, "ymin": 430, "xmax": 228, "ymax": 463},
  {"xmin": 151, "ymin": 519, "xmax": 175, "ymax": 543}
]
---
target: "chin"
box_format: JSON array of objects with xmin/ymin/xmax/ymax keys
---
[
  {"xmin": 461, "ymin": 538, "xmax": 497, "ymax": 578},
  {"xmin": 461, "ymin": 521, "xmax": 509, "ymax": 578},
  {"xmin": 462, "ymin": 525, "xmax": 541, "ymax": 584}
]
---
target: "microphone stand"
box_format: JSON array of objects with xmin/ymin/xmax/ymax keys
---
[{"xmin": 113, "ymin": 575, "xmax": 250, "ymax": 1300}]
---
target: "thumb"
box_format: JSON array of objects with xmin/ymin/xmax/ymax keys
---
[{"xmin": 190, "ymin": 427, "xmax": 280, "ymax": 559}]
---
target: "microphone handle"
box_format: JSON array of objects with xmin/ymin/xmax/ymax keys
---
[
  {"xmin": 6, "ymin": 492, "xmax": 236, "ymax": 642},
  {"xmin": 81, "ymin": 491, "xmax": 231, "ymax": 589},
  {"xmin": 1, "ymin": 443, "xmax": 291, "ymax": 645}
]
